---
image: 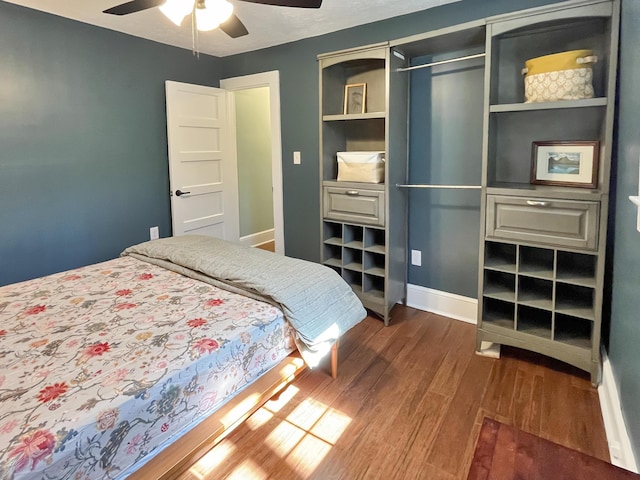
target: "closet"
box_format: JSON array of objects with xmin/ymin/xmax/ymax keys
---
[
  {"xmin": 392, "ymin": 22, "xmax": 486, "ymax": 301},
  {"xmin": 318, "ymin": 0, "xmax": 619, "ymax": 384}
]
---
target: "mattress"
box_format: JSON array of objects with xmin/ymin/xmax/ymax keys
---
[{"xmin": 0, "ymin": 256, "xmax": 294, "ymax": 479}]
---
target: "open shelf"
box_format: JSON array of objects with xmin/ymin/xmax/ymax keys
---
[
  {"xmin": 485, "ymin": 242, "xmax": 517, "ymax": 272},
  {"xmin": 489, "ymin": 97, "xmax": 607, "ymax": 113},
  {"xmin": 554, "ymin": 313, "xmax": 592, "ymax": 350},
  {"xmin": 483, "ymin": 270, "xmax": 516, "ymax": 302},
  {"xmin": 519, "ymin": 246, "xmax": 554, "ymax": 280},
  {"xmin": 556, "ymin": 251, "xmax": 597, "ymax": 288},
  {"xmin": 483, "ymin": 298, "xmax": 515, "ymax": 330},
  {"xmin": 518, "ymin": 277, "xmax": 553, "ymax": 311},
  {"xmin": 517, "ymin": 305, "xmax": 552, "ymax": 339}
]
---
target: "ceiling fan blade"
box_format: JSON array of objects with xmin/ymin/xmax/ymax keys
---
[
  {"xmin": 237, "ymin": 0, "xmax": 322, "ymax": 8},
  {"xmin": 103, "ymin": 0, "xmax": 165, "ymax": 15},
  {"xmin": 219, "ymin": 14, "xmax": 249, "ymax": 38}
]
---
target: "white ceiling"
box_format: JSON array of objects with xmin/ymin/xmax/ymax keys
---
[{"xmin": 4, "ymin": 0, "xmax": 459, "ymax": 57}]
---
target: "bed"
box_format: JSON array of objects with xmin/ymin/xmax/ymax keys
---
[{"xmin": 0, "ymin": 235, "xmax": 366, "ymax": 479}]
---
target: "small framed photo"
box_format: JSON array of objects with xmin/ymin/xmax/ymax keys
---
[
  {"xmin": 343, "ymin": 83, "xmax": 366, "ymax": 115},
  {"xmin": 531, "ymin": 141, "xmax": 600, "ymax": 188}
]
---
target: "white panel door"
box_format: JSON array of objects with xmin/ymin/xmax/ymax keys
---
[{"xmin": 165, "ymin": 80, "xmax": 239, "ymax": 240}]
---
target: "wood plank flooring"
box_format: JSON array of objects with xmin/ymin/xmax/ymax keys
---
[{"xmin": 177, "ymin": 305, "xmax": 610, "ymax": 480}]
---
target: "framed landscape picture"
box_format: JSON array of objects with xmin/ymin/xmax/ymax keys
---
[{"xmin": 531, "ymin": 141, "xmax": 600, "ymax": 188}]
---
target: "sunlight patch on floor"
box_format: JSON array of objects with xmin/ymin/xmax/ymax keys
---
[
  {"xmin": 245, "ymin": 406, "xmax": 274, "ymax": 430},
  {"xmin": 265, "ymin": 420, "xmax": 308, "ymax": 456},
  {"xmin": 310, "ymin": 407, "xmax": 352, "ymax": 444},
  {"xmin": 225, "ymin": 459, "xmax": 268, "ymax": 480},
  {"xmin": 186, "ymin": 441, "xmax": 237, "ymax": 478},
  {"xmin": 287, "ymin": 432, "xmax": 333, "ymax": 476},
  {"xmin": 264, "ymin": 384, "xmax": 299, "ymax": 413},
  {"xmin": 187, "ymin": 381, "xmax": 351, "ymax": 478}
]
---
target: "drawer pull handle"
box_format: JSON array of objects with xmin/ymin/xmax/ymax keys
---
[
  {"xmin": 346, "ymin": 190, "xmax": 360, "ymax": 196},
  {"xmin": 526, "ymin": 200, "xmax": 551, "ymax": 207}
]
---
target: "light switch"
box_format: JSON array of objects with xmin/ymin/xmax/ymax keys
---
[
  {"xmin": 411, "ymin": 249, "xmax": 422, "ymax": 266},
  {"xmin": 293, "ymin": 151, "xmax": 301, "ymax": 165}
]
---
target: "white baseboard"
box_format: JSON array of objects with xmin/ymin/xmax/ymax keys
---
[
  {"xmin": 598, "ymin": 347, "xmax": 638, "ymax": 473},
  {"xmin": 239, "ymin": 229, "xmax": 275, "ymax": 248},
  {"xmin": 406, "ymin": 284, "xmax": 477, "ymax": 324}
]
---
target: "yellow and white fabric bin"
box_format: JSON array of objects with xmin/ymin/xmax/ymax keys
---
[
  {"xmin": 337, "ymin": 151, "xmax": 385, "ymax": 183},
  {"xmin": 522, "ymin": 49, "xmax": 597, "ymax": 103}
]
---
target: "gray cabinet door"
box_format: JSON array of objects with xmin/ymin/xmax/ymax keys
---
[
  {"xmin": 323, "ymin": 186, "xmax": 385, "ymax": 226},
  {"xmin": 486, "ymin": 195, "xmax": 600, "ymax": 250}
]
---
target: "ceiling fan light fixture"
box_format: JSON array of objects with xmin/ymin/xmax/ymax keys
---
[
  {"xmin": 196, "ymin": 0, "xmax": 233, "ymax": 31},
  {"xmin": 159, "ymin": 0, "xmax": 194, "ymax": 26}
]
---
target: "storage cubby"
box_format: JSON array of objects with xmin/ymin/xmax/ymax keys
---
[
  {"xmin": 517, "ymin": 305, "xmax": 552, "ymax": 339},
  {"xmin": 343, "ymin": 224, "xmax": 364, "ymax": 249},
  {"xmin": 364, "ymin": 227, "xmax": 385, "ymax": 253},
  {"xmin": 363, "ymin": 274, "xmax": 385, "ymax": 303},
  {"xmin": 343, "ymin": 248, "xmax": 363, "ymax": 272},
  {"xmin": 487, "ymin": 107, "xmax": 605, "ymax": 187},
  {"xmin": 477, "ymin": 0, "xmax": 618, "ymax": 383},
  {"xmin": 343, "ymin": 269, "xmax": 363, "ymax": 294},
  {"xmin": 322, "ymin": 57, "xmax": 386, "ymax": 116},
  {"xmin": 483, "ymin": 298, "xmax": 515, "ymax": 330},
  {"xmin": 519, "ymin": 246, "xmax": 554, "ymax": 279},
  {"xmin": 517, "ymin": 277, "xmax": 553, "ymax": 310},
  {"xmin": 554, "ymin": 313, "xmax": 593, "ymax": 349},
  {"xmin": 483, "ymin": 270, "xmax": 516, "ymax": 302},
  {"xmin": 489, "ymin": 17, "xmax": 610, "ymax": 105},
  {"xmin": 485, "ymin": 241, "xmax": 517, "ymax": 272},
  {"xmin": 323, "ymin": 244, "xmax": 342, "ymax": 268},
  {"xmin": 556, "ymin": 251, "xmax": 597, "ymax": 287},
  {"xmin": 364, "ymin": 252, "xmax": 385, "ymax": 277},
  {"xmin": 555, "ymin": 282, "xmax": 595, "ymax": 320},
  {"xmin": 323, "ymin": 221, "xmax": 343, "ymax": 245}
]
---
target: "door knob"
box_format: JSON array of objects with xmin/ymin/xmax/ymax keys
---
[{"xmin": 175, "ymin": 189, "xmax": 191, "ymax": 197}]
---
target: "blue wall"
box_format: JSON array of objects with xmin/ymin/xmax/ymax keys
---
[
  {"xmin": 610, "ymin": 0, "xmax": 640, "ymax": 460},
  {"xmin": 3, "ymin": 0, "xmax": 640, "ymax": 459},
  {"xmin": 0, "ymin": 3, "xmax": 221, "ymax": 285}
]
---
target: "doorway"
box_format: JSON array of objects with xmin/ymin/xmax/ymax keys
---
[{"xmin": 221, "ymin": 71, "xmax": 284, "ymax": 255}]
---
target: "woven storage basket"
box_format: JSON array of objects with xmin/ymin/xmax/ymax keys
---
[
  {"xmin": 522, "ymin": 49, "xmax": 597, "ymax": 103},
  {"xmin": 337, "ymin": 151, "xmax": 385, "ymax": 183}
]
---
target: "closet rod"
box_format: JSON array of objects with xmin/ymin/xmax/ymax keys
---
[
  {"xmin": 396, "ymin": 52, "xmax": 486, "ymax": 73},
  {"xmin": 396, "ymin": 184, "xmax": 481, "ymax": 190}
]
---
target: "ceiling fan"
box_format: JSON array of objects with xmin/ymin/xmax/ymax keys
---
[{"xmin": 103, "ymin": 0, "xmax": 322, "ymax": 39}]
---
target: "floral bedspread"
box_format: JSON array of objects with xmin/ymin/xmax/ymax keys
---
[{"xmin": 0, "ymin": 256, "xmax": 294, "ymax": 479}]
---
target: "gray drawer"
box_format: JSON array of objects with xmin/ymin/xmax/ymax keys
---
[
  {"xmin": 486, "ymin": 195, "xmax": 599, "ymax": 250},
  {"xmin": 323, "ymin": 186, "xmax": 385, "ymax": 226}
]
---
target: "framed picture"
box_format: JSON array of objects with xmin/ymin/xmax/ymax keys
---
[
  {"xmin": 343, "ymin": 83, "xmax": 366, "ymax": 115},
  {"xmin": 531, "ymin": 140, "xmax": 600, "ymax": 188}
]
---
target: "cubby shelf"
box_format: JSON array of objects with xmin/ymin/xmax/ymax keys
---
[
  {"xmin": 319, "ymin": 43, "xmax": 408, "ymax": 325},
  {"xmin": 477, "ymin": 0, "xmax": 618, "ymax": 384},
  {"xmin": 322, "ymin": 112, "xmax": 386, "ymax": 121},
  {"xmin": 489, "ymin": 97, "xmax": 608, "ymax": 113}
]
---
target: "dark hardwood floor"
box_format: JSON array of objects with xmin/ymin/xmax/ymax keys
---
[{"xmin": 177, "ymin": 305, "xmax": 609, "ymax": 480}]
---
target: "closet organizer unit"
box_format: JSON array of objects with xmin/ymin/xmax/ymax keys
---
[
  {"xmin": 477, "ymin": 0, "xmax": 619, "ymax": 384},
  {"xmin": 318, "ymin": 43, "xmax": 408, "ymax": 325}
]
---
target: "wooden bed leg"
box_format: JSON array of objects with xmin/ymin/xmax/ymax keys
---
[{"xmin": 331, "ymin": 340, "xmax": 339, "ymax": 379}]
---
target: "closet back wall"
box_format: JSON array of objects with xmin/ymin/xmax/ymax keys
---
[
  {"xmin": 0, "ymin": 3, "xmax": 222, "ymax": 286},
  {"xmin": 407, "ymin": 51, "xmax": 485, "ymax": 298}
]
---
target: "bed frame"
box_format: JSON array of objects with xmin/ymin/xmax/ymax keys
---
[{"xmin": 127, "ymin": 342, "xmax": 339, "ymax": 480}]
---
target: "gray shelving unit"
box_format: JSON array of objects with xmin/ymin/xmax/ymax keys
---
[
  {"xmin": 476, "ymin": 0, "xmax": 620, "ymax": 384},
  {"xmin": 318, "ymin": 43, "xmax": 408, "ymax": 325}
]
